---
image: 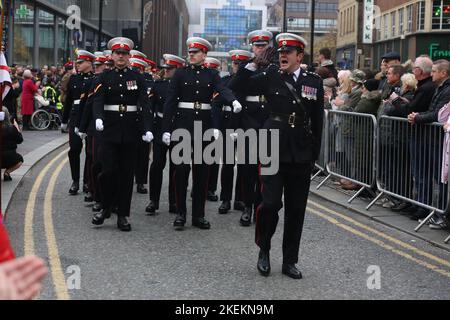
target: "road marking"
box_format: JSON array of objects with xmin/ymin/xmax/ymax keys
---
[
  {"xmin": 44, "ymin": 157, "xmax": 70, "ymax": 300},
  {"xmin": 308, "ymin": 200, "xmax": 450, "ymax": 269},
  {"xmin": 24, "ymin": 149, "xmax": 68, "ymax": 257}
]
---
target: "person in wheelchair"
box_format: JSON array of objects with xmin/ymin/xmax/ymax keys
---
[{"xmin": 42, "ymin": 80, "xmax": 62, "ymax": 118}]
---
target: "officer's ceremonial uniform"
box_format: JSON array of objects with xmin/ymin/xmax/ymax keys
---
[
  {"xmin": 229, "ymin": 31, "xmax": 273, "ymax": 226},
  {"xmin": 146, "ymin": 54, "xmax": 185, "ymax": 215},
  {"xmin": 92, "ymin": 37, "xmax": 154, "ymax": 232},
  {"xmin": 62, "ymin": 50, "xmax": 95, "ymax": 195},
  {"xmin": 231, "ymin": 33, "xmax": 324, "ymax": 279},
  {"xmin": 162, "ymin": 37, "xmax": 241, "ymax": 230}
]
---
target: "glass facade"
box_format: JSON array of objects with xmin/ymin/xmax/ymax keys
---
[
  {"xmin": 432, "ymin": 0, "xmax": 450, "ymax": 30},
  {"xmin": 13, "ymin": 0, "xmax": 34, "ymax": 66},
  {"xmin": 194, "ymin": 0, "xmax": 264, "ymax": 52}
]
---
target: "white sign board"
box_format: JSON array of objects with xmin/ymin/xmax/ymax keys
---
[{"xmin": 363, "ymin": 0, "xmax": 374, "ymax": 44}]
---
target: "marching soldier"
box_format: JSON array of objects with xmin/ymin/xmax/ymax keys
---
[
  {"xmin": 92, "ymin": 37, "xmax": 154, "ymax": 232},
  {"xmin": 145, "ymin": 54, "xmax": 185, "ymax": 215},
  {"xmin": 78, "ymin": 52, "xmax": 108, "ymax": 212},
  {"xmin": 130, "ymin": 50, "xmax": 154, "ymax": 195},
  {"xmin": 218, "ymin": 50, "xmax": 253, "ymax": 215},
  {"xmin": 161, "ymin": 37, "xmax": 242, "ymax": 231},
  {"xmin": 61, "ymin": 50, "xmax": 95, "ymax": 196},
  {"xmin": 231, "ymin": 33, "xmax": 324, "ymax": 279},
  {"xmin": 229, "ymin": 30, "xmax": 273, "ymax": 227}
]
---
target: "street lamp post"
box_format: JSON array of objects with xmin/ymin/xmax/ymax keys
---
[
  {"xmin": 283, "ymin": 0, "xmax": 288, "ymax": 33},
  {"xmin": 98, "ymin": 0, "xmax": 103, "ymax": 51},
  {"xmin": 310, "ymin": 0, "xmax": 316, "ymax": 65}
]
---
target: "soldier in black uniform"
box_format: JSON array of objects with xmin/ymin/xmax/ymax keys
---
[
  {"xmin": 161, "ymin": 37, "xmax": 242, "ymax": 231},
  {"xmin": 229, "ymin": 30, "xmax": 273, "ymax": 227},
  {"xmin": 217, "ymin": 50, "xmax": 253, "ymax": 215},
  {"xmin": 61, "ymin": 50, "xmax": 95, "ymax": 196},
  {"xmin": 230, "ymin": 33, "xmax": 324, "ymax": 279},
  {"xmin": 130, "ymin": 50, "xmax": 154, "ymax": 195},
  {"xmin": 92, "ymin": 37, "xmax": 154, "ymax": 232},
  {"xmin": 77, "ymin": 52, "xmax": 108, "ymax": 209},
  {"xmin": 145, "ymin": 54, "xmax": 185, "ymax": 215}
]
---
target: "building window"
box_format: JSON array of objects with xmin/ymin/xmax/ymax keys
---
[
  {"xmin": 399, "ymin": 8, "xmax": 404, "ymax": 35},
  {"xmin": 432, "ymin": 0, "xmax": 450, "ymax": 30},
  {"xmin": 383, "ymin": 14, "xmax": 388, "ymax": 39},
  {"xmin": 391, "ymin": 11, "xmax": 396, "ymax": 37},
  {"xmin": 38, "ymin": 8, "xmax": 55, "ymax": 66},
  {"xmin": 417, "ymin": 1, "xmax": 426, "ymax": 30},
  {"xmin": 57, "ymin": 17, "xmax": 70, "ymax": 65},
  {"xmin": 406, "ymin": 5, "xmax": 413, "ymax": 32},
  {"xmin": 13, "ymin": 0, "xmax": 35, "ymax": 66},
  {"xmin": 288, "ymin": 18, "xmax": 310, "ymax": 29}
]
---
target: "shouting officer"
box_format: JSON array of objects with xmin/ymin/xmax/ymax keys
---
[
  {"xmin": 145, "ymin": 54, "xmax": 186, "ymax": 215},
  {"xmin": 61, "ymin": 50, "xmax": 95, "ymax": 196},
  {"xmin": 161, "ymin": 37, "xmax": 242, "ymax": 231},
  {"xmin": 92, "ymin": 37, "xmax": 154, "ymax": 232},
  {"xmin": 229, "ymin": 30, "xmax": 273, "ymax": 227},
  {"xmin": 231, "ymin": 33, "xmax": 324, "ymax": 279}
]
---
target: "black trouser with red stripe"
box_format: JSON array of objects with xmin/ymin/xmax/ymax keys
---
[
  {"xmin": 90, "ymin": 134, "xmax": 103, "ymax": 203},
  {"xmin": 84, "ymin": 136, "xmax": 94, "ymax": 193},
  {"xmin": 240, "ymin": 138, "xmax": 261, "ymax": 210},
  {"xmin": 255, "ymin": 163, "xmax": 312, "ymax": 265},
  {"xmin": 149, "ymin": 142, "xmax": 176, "ymax": 208},
  {"xmin": 135, "ymin": 140, "xmax": 150, "ymax": 185},
  {"xmin": 220, "ymin": 138, "xmax": 244, "ymax": 202},
  {"xmin": 68, "ymin": 124, "xmax": 83, "ymax": 184}
]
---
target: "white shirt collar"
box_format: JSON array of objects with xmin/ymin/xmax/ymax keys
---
[{"xmin": 293, "ymin": 67, "xmax": 301, "ymax": 81}]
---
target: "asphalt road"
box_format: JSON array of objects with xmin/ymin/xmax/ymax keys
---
[{"xmin": 5, "ymin": 146, "xmax": 450, "ymax": 300}]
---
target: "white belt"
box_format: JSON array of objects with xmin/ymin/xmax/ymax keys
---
[
  {"xmin": 73, "ymin": 100, "xmax": 81, "ymax": 105},
  {"xmin": 246, "ymin": 96, "xmax": 263, "ymax": 103},
  {"xmin": 104, "ymin": 104, "xmax": 138, "ymax": 112},
  {"xmin": 156, "ymin": 112, "xmax": 164, "ymax": 118},
  {"xmin": 223, "ymin": 106, "xmax": 232, "ymax": 112},
  {"xmin": 178, "ymin": 102, "xmax": 212, "ymax": 110}
]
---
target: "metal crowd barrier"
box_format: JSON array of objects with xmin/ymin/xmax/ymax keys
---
[
  {"xmin": 312, "ymin": 110, "xmax": 328, "ymax": 181},
  {"xmin": 316, "ymin": 110, "xmax": 377, "ymax": 204},
  {"xmin": 313, "ymin": 112, "xmax": 449, "ymax": 244}
]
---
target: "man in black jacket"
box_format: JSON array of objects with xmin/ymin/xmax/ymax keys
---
[{"xmin": 231, "ymin": 33, "xmax": 324, "ymax": 279}]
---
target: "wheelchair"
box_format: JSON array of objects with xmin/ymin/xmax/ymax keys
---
[{"xmin": 31, "ymin": 105, "xmax": 62, "ymax": 131}]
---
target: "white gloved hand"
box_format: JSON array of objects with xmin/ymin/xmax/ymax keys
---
[
  {"xmin": 230, "ymin": 133, "xmax": 238, "ymax": 142},
  {"xmin": 96, "ymin": 119, "xmax": 104, "ymax": 132},
  {"xmin": 162, "ymin": 132, "xmax": 171, "ymax": 146},
  {"xmin": 61, "ymin": 123, "xmax": 68, "ymax": 131},
  {"xmin": 142, "ymin": 131, "xmax": 154, "ymax": 143},
  {"xmin": 0, "ymin": 112, "xmax": 5, "ymax": 122},
  {"xmin": 78, "ymin": 132, "xmax": 87, "ymax": 140},
  {"xmin": 232, "ymin": 100, "xmax": 242, "ymax": 114},
  {"xmin": 74, "ymin": 127, "xmax": 79, "ymax": 135},
  {"xmin": 213, "ymin": 129, "xmax": 220, "ymax": 141}
]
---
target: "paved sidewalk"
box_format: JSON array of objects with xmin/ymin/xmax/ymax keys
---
[
  {"xmin": 310, "ymin": 175, "xmax": 450, "ymax": 252},
  {"xmin": 2, "ymin": 130, "xmax": 69, "ymax": 215}
]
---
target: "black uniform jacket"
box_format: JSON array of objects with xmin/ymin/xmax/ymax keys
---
[{"xmin": 63, "ymin": 72, "xmax": 94, "ymax": 125}]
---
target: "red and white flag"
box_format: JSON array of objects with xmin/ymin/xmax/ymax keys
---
[{"xmin": 0, "ymin": 51, "xmax": 11, "ymax": 100}]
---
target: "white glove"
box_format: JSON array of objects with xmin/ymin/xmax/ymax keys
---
[
  {"xmin": 142, "ymin": 131, "xmax": 154, "ymax": 143},
  {"xmin": 213, "ymin": 129, "xmax": 220, "ymax": 140},
  {"xmin": 0, "ymin": 112, "xmax": 5, "ymax": 122},
  {"xmin": 96, "ymin": 119, "xmax": 104, "ymax": 132},
  {"xmin": 162, "ymin": 132, "xmax": 171, "ymax": 146},
  {"xmin": 74, "ymin": 127, "xmax": 80, "ymax": 135},
  {"xmin": 230, "ymin": 133, "xmax": 238, "ymax": 142},
  {"xmin": 61, "ymin": 123, "xmax": 68, "ymax": 131},
  {"xmin": 78, "ymin": 132, "xmax": 87, "ymax": 140},
  {"xmin": 232, "ymin": 100, "xmax": 242, "ymax": 114}
]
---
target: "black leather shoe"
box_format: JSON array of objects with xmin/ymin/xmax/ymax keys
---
[
  {"xmin": 137, "ymin": 184, "xmax": 148, "ymax": 194},
  {"xmin": 92, "ymin": 202, "xmax": 102, "ymax": 212},
  {"xmin": 174, "ymin": 214, "xmax": 186, "ymax": 230},
  {"xmin": 84, "ymin": 192, "xmax": 94, "ymax": 203},
  {"xmin": 257, "ymin": 250, "xmax": 271, "ymax": 277},
  {"xmin": 282, "ymin": 264, "xmax": 303, "ymax": 280},
  {"xmin": 218, "ymin": 201, "xmax": 231, "ymax": 214},
  {"xmin": 117, "ymin": 216, "xmax": 131, "ymax": 232},
  {"xmin": 3, "ymin": 172, "xmax": 12, "ymax": 182},
  {"xmin": 145, "ymin": 201, "xmax": 158, "ymax": 215},
  {"xmin": 207, "ymin": 191, "xmax": 219, "ymax": 202},
  {"xmin": 240, "ymin": 207, "xmax": 252, "ymax": 227},
  {"xmin": 234, "ymin": 201, "xmax": 245, "ymax": 212},
  {"xmin": 92, "ymin": 209, "xmax": 111, "ymax": 226},
  {"xmin": 169, "ymin": 204, "xmax": 178, "ymax": 214},
  {"xmin": 192, "ymin": 218, "xmax": 211, "ymax": 230},
  {"xmin": 69, "ymin": 182, "xmax": 79, "ymax": 195},
  {"xmin": 83, "ymin": 183, "xmax": 89, "ymax": 193}
]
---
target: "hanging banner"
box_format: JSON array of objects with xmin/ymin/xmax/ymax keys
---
[{"xmin": 363, "ymin": 0, "xmax": 374, "ymax": 44}]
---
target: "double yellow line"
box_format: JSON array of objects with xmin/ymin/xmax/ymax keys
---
[
  {"xmin": 24, "ymin": 149, "xmax": 71, "ymax": 300},
  {"xmin": 307, "ymin": 200, "xmax": 450, "ymax": 278}
]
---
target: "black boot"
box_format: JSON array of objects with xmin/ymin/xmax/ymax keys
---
[
  {"xmin": 192, "ymin": 217, "xmax": 211, "ymax": 230},
  {"xmin": 137, "ymin": 184, "xmax": 148, "ymax": 194},
  {"xmin": 145, "ymin": 200, "xmax": 158, "ymax": 215},
  {"xmin": 282, "ymin": 264, "xmax": 303, "ymax": 280},
  {"xmin": 257, "ymin": 250, "xmax": 271, "ymax": 277},
  {"xmin": 174, "ymin": 213, "xmax": 186, "ymax": 231},
  {"xmin": 92, "ymin": 208, "xmax": 112, "ymax": 226},
  {"xmin": 240, "ymin": 207, "xmax": 253, "ymax": 227},
  {"xmin": 117, "ymin": 216, "xmax": 131, "ymax": 232},
  {"xmin": 84, "ymin": 192, "xmax": 94, "ymax": 203},
  {"xmin": 69, "ymin": 182, "xmax": 79, "ymax": 195},
  {"xmin": 92, "ymin": 202, "xmax": 102, "ymax": 212},
  {"xmin": 207, "ymin": 191, "xmax": 219, "ymax": 202},
  {"xmin": 218, "ymin": 201, "xmax": 231, "ymax": 215}
]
